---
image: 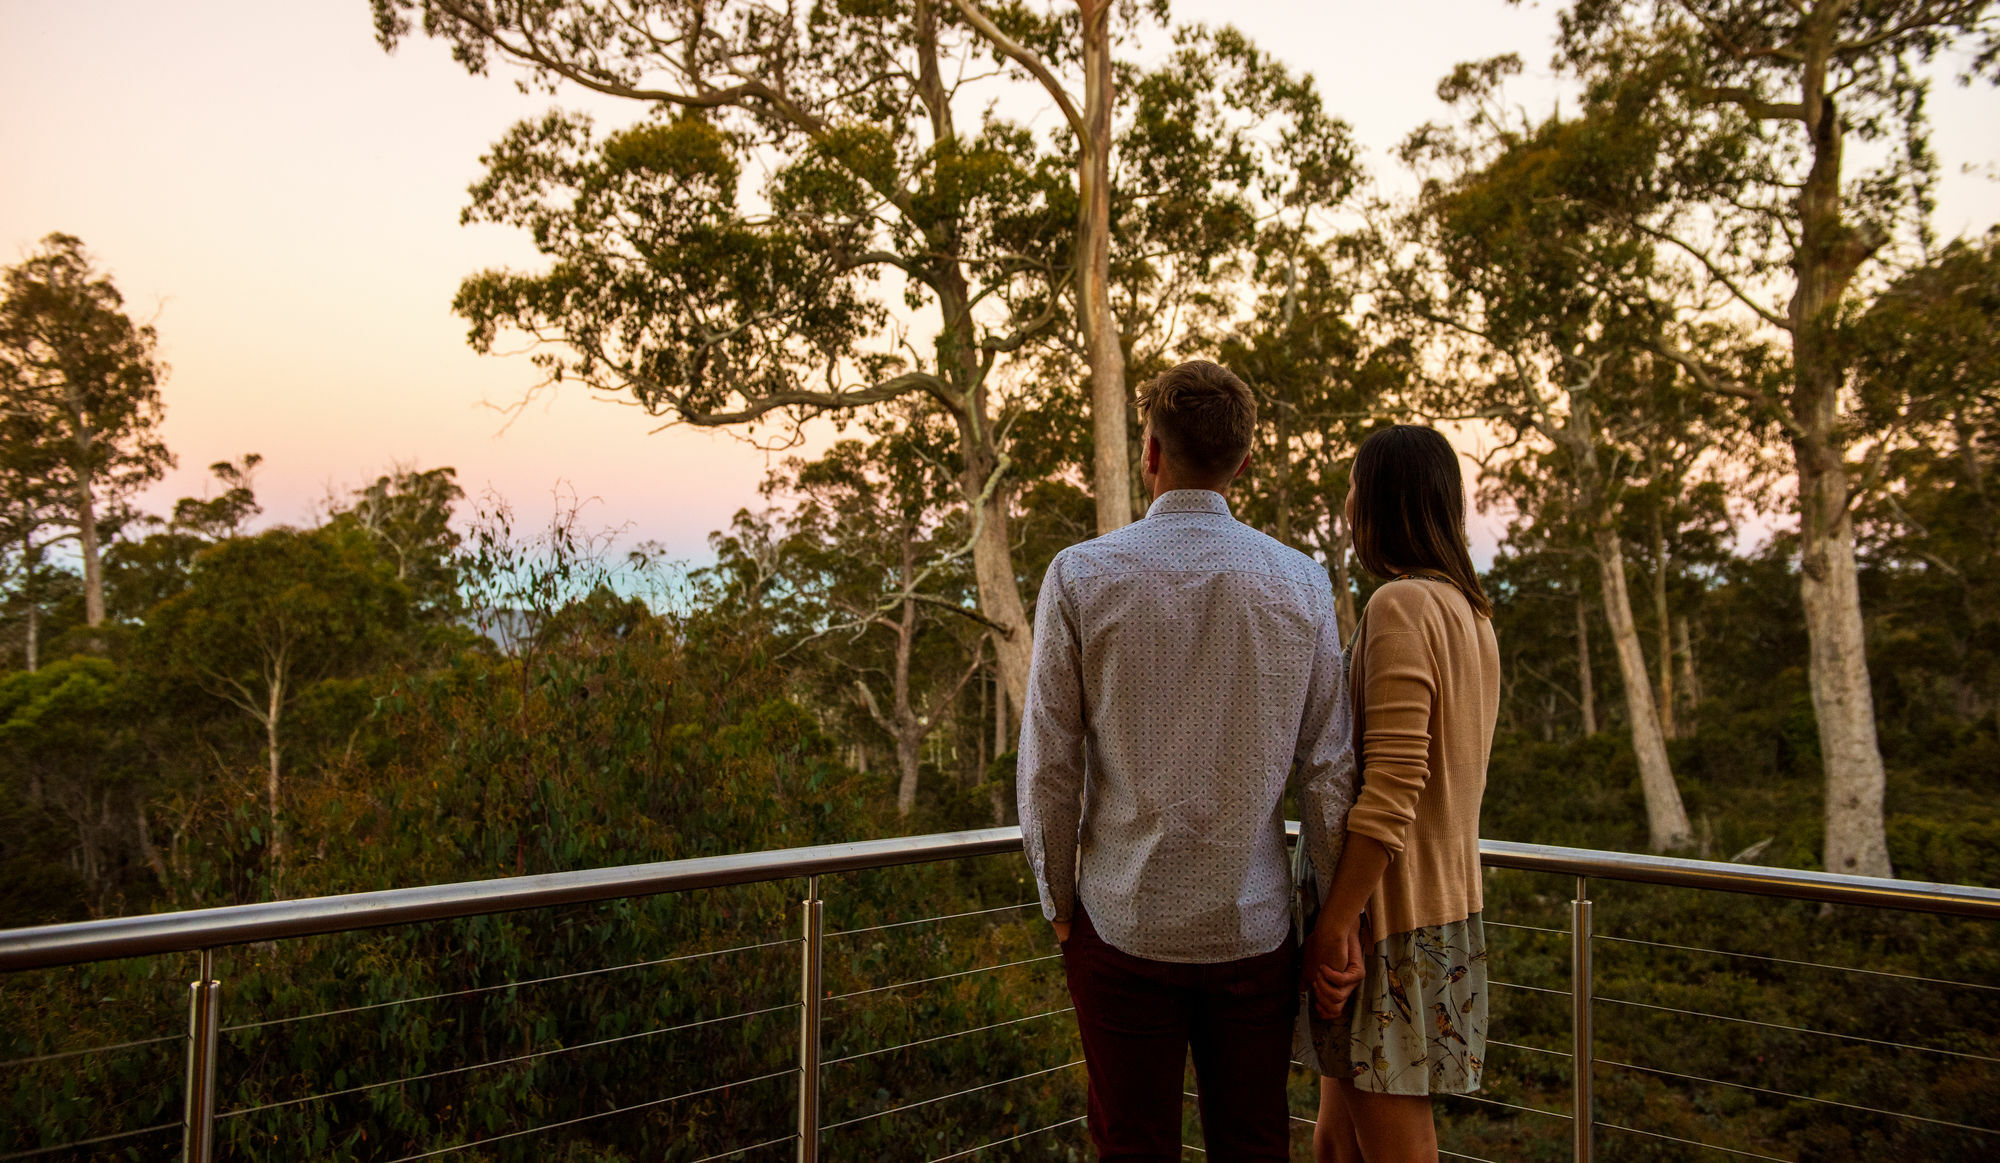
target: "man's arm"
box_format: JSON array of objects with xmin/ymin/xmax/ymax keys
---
[
  {"xmin": 1291, "ymin": 590, "xmax": 1357, "ymax": 906},
  {"xmin": 1017, "ymin": 555, "xmax": 1087, "ymax": 941},
  {"xmin": 1292, "ymin": 588, "xmax": 1365, "ymax": 1007}
]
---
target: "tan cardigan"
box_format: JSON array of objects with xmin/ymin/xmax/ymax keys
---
[{"xmin": 1344, "ymin": 577, "xmax": 1500, "ymax": 937}]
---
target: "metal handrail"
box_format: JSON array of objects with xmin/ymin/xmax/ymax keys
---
[
  {"xmin": 0, "ymin": 827, "xmax": 1022, "ymax": 972},
  {"xmin": 6, "ymin": 826, "xmax": 1999, "ymax": 1163},
  {"xmin": 2, "ymin": 828, "xmax": 1997, "ymax": 973}
]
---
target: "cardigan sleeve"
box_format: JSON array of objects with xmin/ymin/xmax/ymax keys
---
[{"xmin": 1344, "ymin": 603, "xmax": 1438, "ymax": 853}]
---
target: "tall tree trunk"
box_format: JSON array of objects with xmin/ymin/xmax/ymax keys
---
[
  {"xmin": 993, "ymin": 662, "xmax": 1009, "ymax": 755},
  {"xmin": 895, "ymin": 734, "xmax": 923, "ymax": 818},
  {"xmin": 961, "ymin": 437, "xmax": 1031, "ymax": 710},
  {"xmin": 73, "ymin": 474, "xmax": 105, "ymax": 628},
  {"xmin": 890, "ymin": 573, "xmax": 922, "ymax": 817},
  {"xmin": 265, "ymin": 672, "xmax": 285, "ymax": 896},
  {"xmin": 1078, "ymin": 0, "xmax": 1131, "ymax": 535},
  {"xmin": 1330, "ymin": 524, "xmax": 1357, "ymax": 642},
  {"xmin": 1650, "ymin": 507, "xmax": 1676, "ymax": 739},
  {"xmin": 1575, "ymin": 587, "xmax": 1597, "ymax": 736},
  {"xmin": 1797, "ymin": 448, "xmax": 1891, "ymax": 875},
  {"xmin": 1593, "ymin": 525, "xmax": 1692, "ymax": 850},
  {"xmin": 1783, "ymin": 86, "xmax": 1893, "ymax": 878},
  {"xmin": 1676, "ymin": 615, "xmax": 1699, "ymax": 729},
  {"xmin": 1272, "ymin": 400, "xmax": 1293, "ymax": 544}
]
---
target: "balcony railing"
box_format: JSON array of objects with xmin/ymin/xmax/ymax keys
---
[{"xmin": 2, "ymin": 828, "xmax": 1996, "ymax": 1162}]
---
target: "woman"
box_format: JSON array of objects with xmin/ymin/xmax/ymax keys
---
[{"xmin": 1303, "ymin": 425, "xmax": 1501, "ymax": 1162}]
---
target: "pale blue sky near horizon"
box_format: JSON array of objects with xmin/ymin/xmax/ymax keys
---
[{"xmin": 2, "ymin": 1, "xmax": 1994, "ymax": 566}]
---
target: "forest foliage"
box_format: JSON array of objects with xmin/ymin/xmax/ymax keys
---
[{"xmin": 2, "ymin": 0, "xmax": 1998, "ymax": 1159}]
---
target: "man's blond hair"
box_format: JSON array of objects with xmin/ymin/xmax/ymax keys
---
[{"xmin": 1134, "ymin": 360, "xmax": 1258, "ymax": 481}]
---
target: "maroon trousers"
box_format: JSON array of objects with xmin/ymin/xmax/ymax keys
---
[{"xmin": 1061, "ymin": 908, "xmax": 1298, "ymax": 1161}]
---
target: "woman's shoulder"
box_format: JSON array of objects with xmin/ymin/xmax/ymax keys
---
[
  {"xmin": 1365, "ymin": 577, "xmax": 1487, "ymax": 637},
  {"xmin": 1366, "ymin": 578, "xmax": 1448, "ymax": 621}
]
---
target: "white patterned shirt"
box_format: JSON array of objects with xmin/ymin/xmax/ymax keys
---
[{"xmin": 1017, "ymin": 489, "xmax": 1356, "ymax": 963}]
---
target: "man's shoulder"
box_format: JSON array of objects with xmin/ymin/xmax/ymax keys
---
[
  {"xmin": 1056, "ymin": 515, "xmax": 1330, "ymax": 591},
  {"xmin": 1205, "ymin": 522, "xmax": 1334, "ymax": 605}
]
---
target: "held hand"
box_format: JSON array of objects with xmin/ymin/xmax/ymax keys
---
[
  {"xmin": 1052, "ymin": 921, "xmax": 1072, "ymax": 946},
  {"xmin": 1303, "ymin": 920, "xmax": 1368, "ymax": 1020}
]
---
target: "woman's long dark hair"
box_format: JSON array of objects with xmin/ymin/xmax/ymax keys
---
[{"xmin": 1349, "ymin": 425, "xmax": 1493, "ymax": 618}]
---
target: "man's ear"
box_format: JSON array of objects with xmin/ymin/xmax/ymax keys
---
[
  {"xmin": 1231, "ymin": 451, "xmax": 1252, "ymax": 482},
  {"xmin": 1145, "ymin": 432, "xmax": 1164, "ymax": 477}
]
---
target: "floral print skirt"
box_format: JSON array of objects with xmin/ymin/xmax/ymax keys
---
[{"xmin": 1301, "ymin": 914, "xmax": 1489, "ymax": 1095}]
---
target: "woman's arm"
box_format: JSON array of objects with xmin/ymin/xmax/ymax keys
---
[{"xmin": 1302, "ymin": 835, "xmax": 1391, "ymax": 1017}]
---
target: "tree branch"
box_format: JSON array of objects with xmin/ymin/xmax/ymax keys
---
[{"xmin": 949, "ymin": 0, "xmax": 1088, "ymax": 140}]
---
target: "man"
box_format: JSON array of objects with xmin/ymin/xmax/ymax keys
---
[{"xmin": 1018, "ymin": 359, "xmax": 1360, "ymax": 1160}]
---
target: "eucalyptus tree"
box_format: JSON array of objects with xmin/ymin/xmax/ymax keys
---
[
  {"xmin": 0, "ymin": 409, "xmax": 68, "ymax": 671},
  {"xmin": 950, "ymin": 0, "xmax": 1149, "ymax": 534},
  {"xmin": 1221, "ymin": 245, "xmax": 1407, "ymax": 637},
  {"xmin": 0, "ymin": 234, "xmax": 172, "ymax": 631},
  {"xmin": 1847, "ymin": 230, "xmax": 2000, "ymax": 735},
  {"xmin": 369, "ymin": 0, "xmax": 1097, "ymax": 706},
  {"xmin": 774, "ymin": 410, "xmax": 989, "ymax": 816},
  {"xmin": 144, "ymin": 527, "xmax": 409, "ymax": 895},
  {"xmin": 1385, "ymin": 60, "xmax": 1708, "ymax": 849},
  {"xmin": 368, "ymin": 0, "xmax": 1350, "ymax": 709},
  {"xmin": 1544, "ymin": 0, "xmax": 1998, "ymax": 875}
]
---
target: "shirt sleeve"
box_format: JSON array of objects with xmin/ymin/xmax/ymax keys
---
[
  {"xmin": 1344, "ymin": 602, "xmax": 1437, "ymax": 853},
  {"xmin": 1016, "ymin": 554, "xmax": 1087, "ymax": 924},
  {"xmin": 1291, "ymin": 585, "xmax": 1357, "ymax": 905}
]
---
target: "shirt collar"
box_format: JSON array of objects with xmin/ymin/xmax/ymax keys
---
[{"xmin": 1145, "ymin": 489, "xmax": 1235, "ymax": 520}]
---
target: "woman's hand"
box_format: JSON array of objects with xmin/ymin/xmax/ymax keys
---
[{"xmin": 1302, "ymin": 916, "xmax": 1368, "ymax": 1020}]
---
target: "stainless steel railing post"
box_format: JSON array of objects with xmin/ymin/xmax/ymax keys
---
[
  {"xmin": 797, "ymin": 876, "xmax": 823, "ymax": 1163},
  {"xmin": 182, "ymin": 948, "xmax": 220, "ymax": 1163},
  {"xmin": 1570, "ymin": 877, "xmax": 1593, "ymax": 1163}
]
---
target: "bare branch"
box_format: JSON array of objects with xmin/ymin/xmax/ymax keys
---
[{"xmin": 949, "ymin": 0, "xmax": 1088, "ymax": 141}]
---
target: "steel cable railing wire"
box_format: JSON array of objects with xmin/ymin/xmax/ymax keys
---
[
  {"xmin": 824, "ymin": 951, "xmax": 1061, "ymax": 1003},
  {"xmin": 380, "ymin": 1066, "xmax": 797, "ymax": 1162},
  {"xmin": 823, "ymin": 1006, "xmax": 1074, "ymax": 1066},
  {"xmin": 820, "ymin": 1059, "xmax": 1085, "ymax": 1132},
  {"xmin": 1599, "ymin": 1057, "xmax": 2000, "ymax": 1137},
  {"xmin": 1441, "ymin": 1092, "xmax": 1572, "ymax": 1121},
  {"xmin": 1487, "ymin": 1036, "xmax": 1571, "ymax": 1059},
  {"xmin": 1596, "ymin": 1120, "xmax": 1795, "ymax": 1162},
  {"xmin": 0, "ymin": 1031, "xmax": 179, "ymax": 1070},
  {"xmin": 1484, "ymin": 919, "xmax": 1569, "ymax": 937},
  {"xmin": 683, "ymin": 1133, "xmax": 797, "ymax": 1162},
  {"xmin": 0, "ymin": 1120, "xmax": 178, "ymax": 1162},
  {"xmin": 924, "ymin": 1113, "xmax": 1087, "ymax": 1161},
  {"xmin": 1595, "ymin": 931, "xmax": 2000, "ymax": 994},
  {"xmin": 824, "ymin": 900, "xmax": 1039, "ymax": 940},
  {"xmin": 1490, "ymin": 979, "xmax": 1570, "ymax": 998},
  {"xmin": 222, "ymin": 934, "xmax": 799, "ymax": 1032},
  {"xmin": 1597, "ymin": 992, "xmax": 2000, "ymax": 1064},
  {"xmin": 216, "ymin": 1000, "xmax": 799, "ymax": 1119}
]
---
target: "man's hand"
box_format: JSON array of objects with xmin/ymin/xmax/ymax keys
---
[
  {"xmin": 1053, "ymin": 920, "xmax": 1073, "ymax": 946},
  {"xmin": 1301, "ymin": 917, "xmax": 1368, "ymax": 1020}
]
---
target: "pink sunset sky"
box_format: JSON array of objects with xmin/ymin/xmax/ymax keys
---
[{"xmin": 4, "ymin": 1, "xmax": 1995, "ymax": 563}]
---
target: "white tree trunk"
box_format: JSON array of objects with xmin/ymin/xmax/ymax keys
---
[
  {"xmin": 74, "ymin": 475, "xmax": 105, "ymax": 628},
  {"xmin": 1594, "ymin": 527, "xmax": 1692, "ymax": 851},
  {"xmin": 265, "ymin": 675, "xmax": 285, "ymax": 896},
  {"xmin": 1650, "ymin": 511, "xmax": 1677, "ymax": 739},
  {"xmin": 1078, "ymin": 0, "xmax": 1131, "ymax": 536},
  {"xmin": 1798, "ymin": 465, "xmax": 1894, "ymax": 877},
  {"xmin": 969, "ymin": 481, "xmax": 1031, "ymax": 712}
]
